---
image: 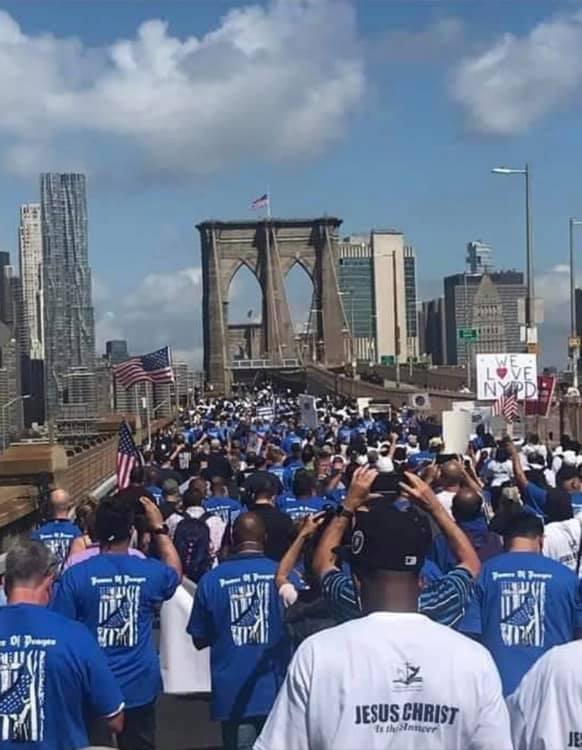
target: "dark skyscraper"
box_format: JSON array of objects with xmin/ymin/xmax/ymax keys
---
[
  {"xmin": 41, "ymin": 173, "xmax": 95, "ymax": 421},
  {"xmin": 105, "ymin": 339, "xmax": 129, "ymax": 365}
]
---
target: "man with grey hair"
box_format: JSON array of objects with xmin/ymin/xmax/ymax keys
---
[
  {"xmin": 0, "ymin": 540, "xmax": 124, "ymax": 749},
  {"xmin": 30, "ymin": 488, "xmax": 82, "ymax": 571}
]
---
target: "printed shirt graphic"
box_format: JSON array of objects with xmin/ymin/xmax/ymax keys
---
[
  {"xmin": 277, "ymin": 495, "xmax": 327, "ymax": 522},
  {"xmin": 255, "ymin": 612, "xmax": 513, "ymax": 750},
  {"xmin": 52, "ymin": 553, "xmax": 179, "ymax": 709},
  {"xmin": 0, "ymin": 603, "xmax": 123, "ymax": 750},
  {"xmin": 30, "ymin": 520, "xmax": 82, "ymax": 572},
  {"xmin": 188, "ymin": 553, "xmax": 291, "ymax": 721},
  {"xmin": 203, "ymin": 496, "xmax": 242, "ymax": 526},
  {"xmin": 459, "ymin": 552, "xmax": 582, "ymax": 695}
]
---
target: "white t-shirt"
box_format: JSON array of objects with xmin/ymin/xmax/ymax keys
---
[
  {"xmin": 436, "ymin": 490, "xmax": 456, "ymax": 515},
  {"xmin": 255, "ymin": 612, "xmax": 512, "ymax": 750},
  {"xmin": 507, "ymin": 640, "xmax": 582, "ymax": 750},
  {"xmin": 543, "ymin": 518, "xmax": 582, "ymax": 577}
]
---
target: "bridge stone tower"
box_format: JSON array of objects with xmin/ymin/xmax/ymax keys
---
[{"xmin": 197, "ymin": 218, "xmax": 351, "ymax": 393}]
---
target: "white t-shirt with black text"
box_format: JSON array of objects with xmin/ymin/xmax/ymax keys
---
[
  {"xmin": 507, "ymin": 640, "xmax": 582, "ymax": 750},
  {"xmin": 543, "ymin": 517, "xmax": 582, "ymax": 578},
  {"xmin": 255, "ymin": 612, "xmax": 512, "ymax": 750}
]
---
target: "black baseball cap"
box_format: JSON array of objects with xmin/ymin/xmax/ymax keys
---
[{"xmin": 343, "ymin": 501, "xmax": 432, "ymax": 574}]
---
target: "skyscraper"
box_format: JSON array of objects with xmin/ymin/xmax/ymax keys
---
[
  {"xmin": 19, "ymin": 204, "xmax": 44, "ymax": 360},
  {"xmin": 419, "ymin": 298, "xmax": 446, "ymax": 365},
  {"xmin": 41, "ymin": 173, "xmax": 95, "ymax": 421},
  {"xmin": 338, "ymin": 236, "xmax": 376, "ymax": 361},
  {"xmin": 403, "ymin": 246, "xmax": 418, "ymax": 359},
  {"xmin": 444, "ymin": 270, "xmax": 525, "ymax": 365},
  {"xmin": 337, "ymin": 231, "xmax": 419, "ymax": 363},
  {"xmin": 105, "ymin": 339, "xmax": 129, "ymax": 365},
  {"xmin": 466, "ymin": 240, "xmax": 494, "ymax": 275}
]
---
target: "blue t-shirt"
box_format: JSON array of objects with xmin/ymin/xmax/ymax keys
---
[
  {"xmin": 203, "ymin": 496, "xmax": 242, "ymax": 526},
  {"xmin": 407, "ymin": 451, "xmax": 435, "ymax": 468},
  {"xmin": 188, "ymin": 553, "xmax": 291, "ymax": 721},
  {"xmin": 268, "ymin": 465, "xmax": 286, "ymax": 485},
  {"xmin": 30, "ymin": 519, "xmax": 82, "ymax": 572},
  {"xmin": 52, "ymin": 553, "xmax": 179, "ymax": 708},
  {"xmin": 282, "ymin": 460, "xmax": 303, "ymax": 492},
  {"xmin": 277, "ymin": 495, "xmax": 327, "ymax": 523},
  {"xmin": 571, "ymin": 491, "xmax": 582, "ymax": 515},
  {"xmin": 459, "ymin": 551, "xmax": 582, "ymax": 695},
  {"xmin": 145, "ymin": 484, "xmax": 163, "ymax": 506},
  {"xmin": 0, "ymin": 603, "xmax": 123, "ymax": 750}
]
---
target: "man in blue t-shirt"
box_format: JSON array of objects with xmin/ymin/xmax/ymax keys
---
[
  {"xmin": 188, "ymin": 512, "xmax": 291, "ymax": 750},
  {"xmin": 204, "ymin": 477, "xmax": 243, "ymax": 525},
  {"xmin": 52, "ymin": 494, "xmax": 181, "ymax": 750},
  {"xmin": 1, "ymin": 541, "xmax": 123, "ymax": 750},
  {"xmin": 507, "ymin": 440, "xmax": 581, "ymax": 520},
  {"xmin": 30, "ymin": 489, "xmax": 82, "ymax": 572},
  {"xmin": 278, "ymin": 470, "xmax": 327, "ymax": 522},
  {"xmin": 460, "ymin": 511, "xmax": 582, "ymax": 695}
]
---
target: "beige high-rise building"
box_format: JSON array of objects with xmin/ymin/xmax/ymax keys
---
[
  {"xmin": 19, "ymin": 204, "xmax": 44, "ymax": 360},
  {"xmin": 371, "ymin": 231, "xmax": 418, "ymax": 364},
  {"xmin": 338, "ymin": 230, "xmax": 419, "ymax": 364}
]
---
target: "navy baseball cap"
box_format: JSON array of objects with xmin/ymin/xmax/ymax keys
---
[{"xmin": 343, "ymin": 501, "xmax": 432, "ymax": 574}]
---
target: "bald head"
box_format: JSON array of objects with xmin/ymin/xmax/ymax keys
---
[
  {"xmin": 440, "ymin": 461, "xmax": 464, "ymax": 490},
  {"xmin": 50, "ymin": 488, "xmax": 71, "ymax": 518},
  {"xmin": 452, "ymin": 488, "xmax": 483, "ymax": 523},
  {"xmin": 232, "ymin": 512, "xmax": 266, "ymax": 548}
]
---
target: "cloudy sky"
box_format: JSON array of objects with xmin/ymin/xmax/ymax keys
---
[{"xmin": 0, "ymin": 0, "xmax": 580, "ymax": 367}]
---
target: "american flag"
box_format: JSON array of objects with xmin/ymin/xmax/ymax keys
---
[
  {"xmin": 113, "ymin": 346, "xmax": 174, "ymax": 389},
  {"xmin": 117, "ymin": 421, "xmax": 142, "ymax": 490},
  {"xmin": 493, "ymin": 383, "xmax": 519, "ymax": 422},
  {"xmin": 251, "ymin": 193, "xmax": 269, "ymax": 210}
]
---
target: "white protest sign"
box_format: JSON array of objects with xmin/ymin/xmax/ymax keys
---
[
  {"xmin": 442, "ymin": 410, "xmax": 473, "ymax": 455},
  {"xmin": 476, "ymin": 353, "xmax": 538, "ymax": 401},
  {"xmin": 298, "ymin": 394, "xmax": 319, "ymax": 430},
  {"xmin": 452, "ymin": 401, "xmax": 492, "ymax": 430}
]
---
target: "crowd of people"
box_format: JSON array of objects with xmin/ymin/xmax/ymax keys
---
[{"xmin": 4, "ymin": 386, "xmax": 582, "ymax": 749}]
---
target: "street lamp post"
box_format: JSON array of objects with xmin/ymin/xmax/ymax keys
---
[
  {"xmin": 1, "ymin": 394, "xmax": 31, "ymax": 451},
  {"xmin": 570, "ymin": 219, "xmax": 582, "ymax": 390},
  {"xmin": 492, "ymin": 164, "xmax": 535, "ymax": 346}
]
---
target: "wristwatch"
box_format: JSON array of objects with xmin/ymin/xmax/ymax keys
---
[
  {"xmin": 339, "ymin": 508, "xmax": 355, "ymax": 522},
  {"xmin": 152, "ymin": 525, "xmax": 169, "ymax": 536}
]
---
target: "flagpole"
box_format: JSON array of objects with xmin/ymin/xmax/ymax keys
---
[{"xmin": 267, "ymin": 187, "xmax": 271, "ymax": 220}]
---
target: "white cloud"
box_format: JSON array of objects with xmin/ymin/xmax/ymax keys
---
[
  {"xmin": 535, "ymin": 264, "xmax": 577, "ymax": 368},
  {"xmin": 452, "ymin": 10, "xmax": 582, "ymax": 134},
  {"xmin": 0, "ymin": 0, "xmax": 364, "ymax": 178},
  {"xmin": 95, "ymin": 266, "xmax": 203, "ymax": 364}
]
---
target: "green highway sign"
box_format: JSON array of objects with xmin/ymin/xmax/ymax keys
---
[{"xmin": 458, "ymin": 328, "xmax": 480, "ymax": 342}]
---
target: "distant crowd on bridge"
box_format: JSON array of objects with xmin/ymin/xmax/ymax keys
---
[{"xmin": 4, "ymin": 386, "xmax": 582, "ymax": 749}]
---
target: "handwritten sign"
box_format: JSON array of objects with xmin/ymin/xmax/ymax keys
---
[{"xmin": 476, "ymin": 353, "xmax": 538, "ymax": 401}]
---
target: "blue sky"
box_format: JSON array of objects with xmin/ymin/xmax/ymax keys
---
[{"xmin": 0, "ymin": 0, "xmax": 580, "ymax": 366}]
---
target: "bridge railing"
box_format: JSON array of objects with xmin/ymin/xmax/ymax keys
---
[{"xmin": 231, "ymin": 358, "xmax": 300, "ymax": 369}]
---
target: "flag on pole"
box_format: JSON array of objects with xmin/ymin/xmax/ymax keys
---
[
  {"xmin": 493, "ymin": 383, "xmax": 519, "ymax": 422},
  {"xmin": 116, "ymin": 420, "xmax": 142, "ymax": 490},
  {"xmin": 113, "ymin": 346, "xmax": 174, "ymax": 389},
  {"xmin": 251, "ymin": 193, "xmax": 269, "ymax": 210}
]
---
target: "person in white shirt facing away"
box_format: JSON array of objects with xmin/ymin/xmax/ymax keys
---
[
  {"xmin": 435, "ymin": 459, "xmax": 464, "ymax": 514},
  {"xmin": 507, "ymin": 640, "xmax": 582, "ymax": 750},
  {"xmin": 255, "ymin": 467, "xmax": 512, "ymax": 750}
]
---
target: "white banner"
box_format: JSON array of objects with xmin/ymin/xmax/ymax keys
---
[
  {"xmin": 160, "ymin": 583, "xmax": 211, "ymax": 695},
  {"xmin": 476, "ymin": 353, "xmax": 538, "ymax": 401}
]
